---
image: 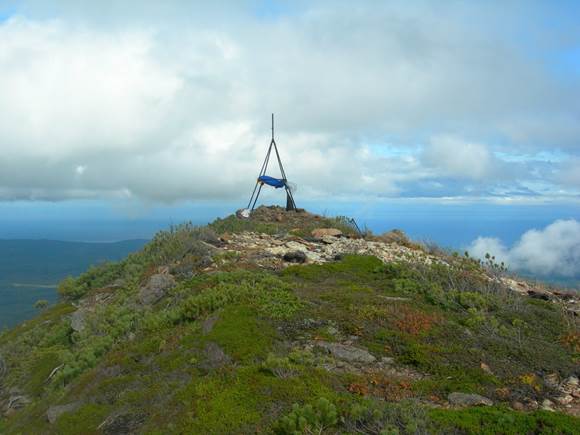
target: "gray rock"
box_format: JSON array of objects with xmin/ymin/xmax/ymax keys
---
[
  {"xmin": 200, "ymin": 342, "xmax": 231, "ymax": 370},
  {"xmin": 381, "ymin": 356, "xmax": 395, "ymax": 365},
  {"xmin": 555, "ymin": 394, "xmax": 574, "ymax": 405},
  {"xmin": 70, "ymin": 309, "xmax": 86, "ymax": 332},
  {"xmin": 541, "ymin": 398, "xmax": 555, "ymax": 411},
  {"xmin": 448, "ymin": 392, "xmax": 493, "ymax": 407},
  {"xmin": 202, "ymin": 314, "xmax": 219, "ymax": 335},
  {"xmin": 317, "ymin": 342, "xmax": 376, "ymax": 364},
  {"xmin": 138, "ymin": 273, "xmax": 176, "ymax": 305},
  {"xmin": 100, "ymin": 412, "xmax": 147, "ymax": 435},
  {"xmin": 304, "ymin": 251, "xmax": 323, "ymax": 262},
  {"xmin": 285, "ymin": 241, "xmax": 309, "ymax": 252},
  {"xmin": 47, "ymin": 402, "xmax": 80, "ymax": 424},
  {"xmin": 283, "ymin": 251, "xmax": 307, "ymax": 263},
  {"xmin": 266, "ymin": 246, "xmax": 287, "ymax": 256},
  {"xmin": 563, "ymin": 375, "xmax": 579, "ymax": 389},
  {"xmin": 544, "ymin": 372, "xmax": 560, "ymax": 389},
  {"xmin": 321, "ymin": 235, "xmax": 339, "ymax": 244}
]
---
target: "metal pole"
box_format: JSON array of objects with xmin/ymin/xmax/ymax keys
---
[
  {"xmin": 272, "ymin": 140, "xmax": 288, "ymax": 181},
  {"xmin": 247, "ymin": 140, "xmax": 273, "ymax": 209},
  {"xmin": 251, "ymin": 183, "xmax": 263, "ymax": 210}
]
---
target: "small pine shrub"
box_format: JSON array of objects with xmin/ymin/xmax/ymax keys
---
[
  {"xmin": 275, "ymin": 398, "xmax": 338, "ymax": 435},
  {"xmin": 346, "ymin": 399, "xmax": 429, "ymax": 435}
]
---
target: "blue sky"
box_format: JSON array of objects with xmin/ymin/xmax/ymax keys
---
[{"xmin": 0, "ymin": 1, "xmax": 579, "ymax": 278}]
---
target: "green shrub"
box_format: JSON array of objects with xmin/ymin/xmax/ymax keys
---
[
  {"xmin": 34, "ymin": 299, "xmax": 49, "ymax": 310},
  {"xmin": 346, "ymin": 399, "xmax": 429, "ymax": 435},
  {"xmin": 57, "ymin": 276, "xmax": 87, "ymax": 300},
  {"xmin": 275, "ymin": 398, "xmax": 338, "ymax": 435},
  {"xmin": 142, "ymin": 223, "xmax": 217, "ymax": 267},
  {"xmin": 429, "ymin": 406, "xmax": 580, "ymax": 434}
]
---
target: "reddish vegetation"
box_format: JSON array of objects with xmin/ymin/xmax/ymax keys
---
[
  {"xmin": 560, "ymin": 331, "xmax": 580, "ymax": 353},
  {"xmin": 349, "ymin": 375, "xmax": 415, "ymax": 401},
  {"xmin": 394, "ymin": 306, "xmax": 438, "ymax": 336}
]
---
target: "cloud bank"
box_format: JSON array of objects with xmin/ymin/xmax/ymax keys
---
[
  {"xmin": 0, "ymin": 1, "xmax": 579, "ymax": 202},
  {"xmin": 469, "ymin": 219, "xmax": 580, "ymax": 277}
]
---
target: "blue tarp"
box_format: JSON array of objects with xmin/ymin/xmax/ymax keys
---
[{"xmin": 258, "ymin": 175, "xmax": 286, "ymax": 188}]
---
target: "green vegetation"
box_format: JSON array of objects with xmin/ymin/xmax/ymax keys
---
[
  {"xmin": 209, "ymin": 208, "xmax": 360, "ymax": 238},
  {"xmin": 0, "ymin": 211, "xmax": 577, "ymax": 434},
  {"xmin": 275, "ymin": 398, "xmax": 338, "ymax": 434},
  {"xmin": 34, "ymin": 299, "xmax": 49, "ymax": 310},
  {"xmin": 429, "ymin": 406, "xmax": 580, "ymax": 434}
]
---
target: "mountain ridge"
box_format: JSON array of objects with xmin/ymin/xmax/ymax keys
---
[{"xmin": 0, "ymin": 207, "xmax": 578, "ymax": 434}]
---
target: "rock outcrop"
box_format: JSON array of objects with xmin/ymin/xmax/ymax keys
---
[
  {"xmin": 138, "ymin": 273, "xmax": 176, "ymax": 305},
  {"xmin": 70, "ymin": 308, "xmax": 87, "ymax": 332},
  {"xmin": 47, "ymin": 402, "xmax": 81, "ymax": 424},
  {"xmin": 225, "ymin": 231, "xmax": 442, "ymax": 268},
  {"xmin": 311, "ymin": 228, "xmax": 343, "ymax": 239},
  {"xmin": 448, "ymin": 392, "xmax": 493, "ymax": 407},
  {"xmin": 316, "ymin": 342, "xmax": 376, "ymax": 364}
]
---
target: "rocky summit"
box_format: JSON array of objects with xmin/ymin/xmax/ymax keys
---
[{"xmin": 0, "ymin": 206, "xmax": 578, "ymax": 434}]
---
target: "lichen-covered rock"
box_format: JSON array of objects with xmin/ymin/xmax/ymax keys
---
[
  {"xmin": 448, "ymin": 392, "xmax": 493, "ymax": 407},
  {"xmin": 47, "ymin": 402, "xmax": 80, "ymax": 424},
  {"xmin": 285, "ymin": 241, "xmax": 309, "ymax": 252},
  {"xmin": 138, "ymin": 273, "xmax": 176, "ymax": 305},
  {"xmin": 317, "ymin": 342, "xmax": 376, "ymax": 364}
]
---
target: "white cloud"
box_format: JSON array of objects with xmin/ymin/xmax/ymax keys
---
[
  {"xmin": 469, "ymin": 219, "xmax": 580, "ymax": 277},
  {"xmin": 0, "ymin": 2, "xmax": 579, "ymax": 202},
  {"xmin": 422, "ymin": 136, "xmax": 500, "ymax": 180},
  {"xmin": 557, "ymin": 159, "xmax": 580, "ymax": 189},
  {"xmin": 468, "ymin": 236, "xmax": 510, "ymax": 265}
]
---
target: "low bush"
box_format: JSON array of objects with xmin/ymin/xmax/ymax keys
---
[
  {"xmin": 275, "ymin": 398, "xmax": 338, "ymax": 435},
  {"xmin": 346, "ymin": 399, "xmax": 429, "ymax": 434},
  {"xmin": 429, "ymin": 406, "xmax": 580, "ymax": 434}
]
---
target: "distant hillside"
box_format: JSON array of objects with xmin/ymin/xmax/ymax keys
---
[
  {"xmin": 0, "ymin": 239, "xmax": 147, "ymax": 329},
  {"xmin": 0, "ymin": 207, "xmax": 578, "ymax": 434},
  {"xmin": 0, "ymin": 239, "xmax": 148, "ymax": 284}
]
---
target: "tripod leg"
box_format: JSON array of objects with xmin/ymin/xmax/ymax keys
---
[
  {"xmin": 285, "ymin": 186, "xmax": 297, "ymax": 211},
  {"xmin": 251, "ymin": 184, "xmax": 263, "ymax": 210},
  {"xmin": 247, "ymin": 182, "xmax": 259, "ymax": 209}
]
